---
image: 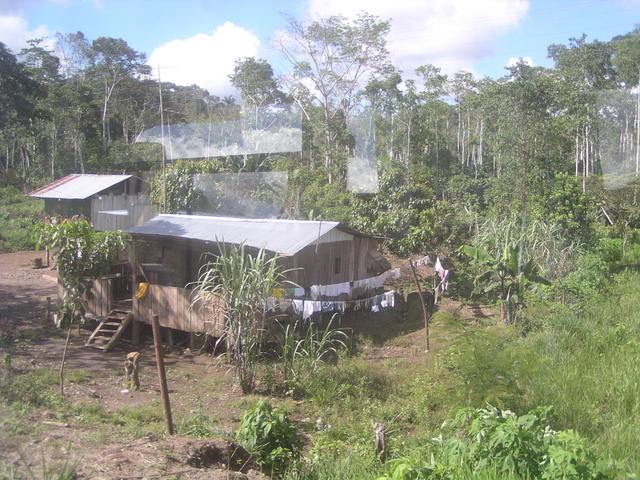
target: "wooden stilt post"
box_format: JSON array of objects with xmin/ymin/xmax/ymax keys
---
[
  {"xmin": 151, "ymin": 315, "xmax": 174, "ymax": 435},
  {"xmin": 132, "ymin": 320, "xmax": 141, "ymax": 345},
  {"xmin": 409, "ymin": 260, "xmax": 430, "ymax": 351},
  {"xmin": 46, "ymin": 297, "xmax": 51, "ymax": 324},
  {"xmin": 165, "ymin": 328, "xmax": 174, "ymax": 350}
]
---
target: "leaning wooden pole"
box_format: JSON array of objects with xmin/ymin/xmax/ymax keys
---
[
  {"xmin": 409, "ymin": 260, "xmax": 430, "ymax": 351},
  {"xmin": 151, "ymin": 315, "xmax": 174, "ymax": 435}
]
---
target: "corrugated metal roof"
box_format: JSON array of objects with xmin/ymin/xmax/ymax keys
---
[
  {"xmin": 29, "ymin": 174, "xmax": 132, "ymax": 200},
  {"xmin": 126, "ymin": 214, "xmax": 350, "ymax": 255}
]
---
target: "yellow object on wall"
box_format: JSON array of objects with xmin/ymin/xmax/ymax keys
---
[{"xmin": 134, "ymin": 282, "xmax": 149, "ymax": 300}]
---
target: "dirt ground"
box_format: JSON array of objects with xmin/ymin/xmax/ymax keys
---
[
  {"xmin": 0, "ymin": 251, "xmax": 264, "ymax": 479},
  {"xmin": 0, "ymin": 250, "xmax": 493, "ymax": 479}
]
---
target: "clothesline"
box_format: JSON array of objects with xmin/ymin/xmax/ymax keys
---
[
  {"xmin": 272, "ymin": 268, "xmax": 401, "ymax": 301},
  {"xmin": 266, "ymin": 290, "xmax": 397, "ymax": 319},
  {"xmin": 411, "ymin": 254, "xmax": 451, "ymax": 293}
]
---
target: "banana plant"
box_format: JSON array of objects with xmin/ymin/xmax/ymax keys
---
[{"xmin": 460, "ymin": 243, "xmax": 549, "ymax": 324}]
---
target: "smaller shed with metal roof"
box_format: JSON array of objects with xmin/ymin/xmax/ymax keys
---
[{"xmin": 29, "ymin": 174, "xmax": 152, "ymax": 231}]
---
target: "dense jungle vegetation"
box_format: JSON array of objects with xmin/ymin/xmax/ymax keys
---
[{"xmin": 1, "ymin": 13, "xmax": 640, "ymax": 479}]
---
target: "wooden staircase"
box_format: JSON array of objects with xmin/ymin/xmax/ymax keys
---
[{"xmin": 85, "ymin": 310, "xmax": 132, "ymax": 351}]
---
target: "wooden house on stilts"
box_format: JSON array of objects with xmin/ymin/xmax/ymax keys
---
[{"xmin": 82, "ymin": 214, "xmax": 391, "ymax": 350}]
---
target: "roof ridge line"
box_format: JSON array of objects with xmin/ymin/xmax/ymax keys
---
[{"xmin": 158, "ymin": 214, "xmax": 340, "ymax": 225}]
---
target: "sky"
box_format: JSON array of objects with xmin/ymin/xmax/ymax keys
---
[{"xmin": 1, "ymin": 0, "xmax": 639, "ymax": 97}]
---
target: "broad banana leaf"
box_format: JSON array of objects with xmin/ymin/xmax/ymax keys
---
[{"xmin": 459, "ymin": 245, "xmax": 493, "ymax": 264}]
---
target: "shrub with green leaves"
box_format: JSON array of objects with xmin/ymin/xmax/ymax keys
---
[
  {"xmin": 34, "ymin": 216, "xmax": 127, "ymax": 326},
  {"xmin": 376, "ymin": 405, "xmax": 624, "ymax": 480},
  {"xmin": 0, "ymin": 186, "xmax": 43, "ymax": 252},
  {"xmin": 237, "ymin": 400, "xmax": 302, "ymax": 475}
]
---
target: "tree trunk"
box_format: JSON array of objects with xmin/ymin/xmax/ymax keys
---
[
  {"xmin": 575, "ymin": 128, "xmax": 579, "ymax": 178},
  {"xmin": 636, "ymin": 79, "xmax": 640, "ymax": 176},
  {"xmin": 59, "ymin": 325, "xmax": 72, "ymax": 399}
]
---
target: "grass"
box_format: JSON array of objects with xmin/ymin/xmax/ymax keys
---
[
  {"xmin": 272, "ymin": 269, "xmax": 640, "ymax": 478},
  {"xmin": 175, "ymin": 410, "xmax": 223, "ymax": 437},
  {"xmin": 0, "ymin": 453, "xmax": 79, "ymax": 480},
  {"xmin": 517, "ymin": 270, "xmax": 640, "ymax": 473},
  {"xmin": 0, "ymin": 186, "xmax": 43, "ymax": 252}
]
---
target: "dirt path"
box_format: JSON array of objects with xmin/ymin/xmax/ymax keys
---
[
  {"xmin": 0, "ymin": 250, "xmax": 58, "ymax": 335},
  {"xmin": 360, "ymin": 259, "xmax": 495, "ymax": 362},
  {"xmin": 0, "ymin": 251, "xmax": 259, "ymax": 479}
]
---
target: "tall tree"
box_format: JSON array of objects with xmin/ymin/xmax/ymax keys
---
[
  {"xmin": 613, "ymin": 28, "xmax": 640, "ymax": 176},
  {"xmin": 0, "ymin": 42, "xmax": 42, "ymax": 132},
  {"xmin": 89, "ymin": 37, "xmax": 150, "ymax": 149},
  {"xmin": 278, "ymin": 13, "xmax": 390, "ymax": 181},
  {"xmin": 230, "ymin": 57, "xmax": 287, "ymax": 111},
  {"xmin": 0, "ymin": 42, "xmax": 45, "ymax": 183},
  {"xmin": 548, "ymin": 35, "xmax": 616, "ymax": 188}
]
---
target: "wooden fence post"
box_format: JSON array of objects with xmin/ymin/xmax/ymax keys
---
[
  {"xmin": 409, "ymin": 260, "xmax": 430, "ymax": 351},
  {"xmin": 152, "ymin": 315, "xmax": 174, "ymax": 435}
]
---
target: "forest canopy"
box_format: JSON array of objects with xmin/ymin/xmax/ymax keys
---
[{"xmin": 0, "ymin": 19, "xmax": 639, "ymax": 257}]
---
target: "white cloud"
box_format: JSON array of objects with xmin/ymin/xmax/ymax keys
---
[
  {"xmin": 0, "ymin": 14, "xmax": 50, "ymax": 53},
  {"xmin": 506, "ymin": 56, "xmax": 534, "ymax": 68},
  {"xmin": 305, "ymin": 0, "xmax": 529, "ymax": 77},
  {"xmin": 147, "ymin": 22, "xmax": 260, "ymax": 97}
]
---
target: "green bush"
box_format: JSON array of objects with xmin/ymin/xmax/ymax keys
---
[
  {"xmin": 442, "ymin": 327, "xmax": 536, "ymax": 410},
  {"xmin": 520, "ymin": 271, "xmax": 640, "ymax": 471},
  {"xmin": 545, "ymin": 252, "xmax": 607, "ymax": 304},
  {"xmin": 376, "ymin": 405, "xmax": 624, "ymax": 480},
  {"xmin": 0, "ymin": 186, "xmax": 43, "ymax": 252},
  {"xmin": 237, "ymin": 400, "xmax": 302, "ymax": 475},
  {"xmin": 278, "ymin": 317, "xmax": 349, "ymax": 395}
]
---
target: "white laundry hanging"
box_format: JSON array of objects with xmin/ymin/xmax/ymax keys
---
[{"xmin": 434, "ymin": 256, "xmax": 443, "ymax": 274}]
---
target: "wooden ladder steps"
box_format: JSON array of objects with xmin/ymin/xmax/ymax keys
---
[{"xmin": 85, "ymin": 310, "xmax": 132, "ymax": 352}]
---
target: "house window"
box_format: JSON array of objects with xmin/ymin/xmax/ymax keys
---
[{"xmin": 334, "ymin": 257, "xmax": 341, "ymax": 274}]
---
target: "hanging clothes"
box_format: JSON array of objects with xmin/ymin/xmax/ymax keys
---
[
  {"xmin": 325, "ymin": 281, "xmax": 350, "ymax": 297},
  {"xmin": 292, "ymin": 300, "xmax": 304, "ymax": 316},
  {"xmin": 303, "ymin": 300, "xmax": 321, "ymax": 320},
  {"xmin": 278, "ymin": 299, "xmax": 292, "ymax": 313},
  {"xmin": 440, "ymin": 270, "xmax": 451, "ymax": 293},
  {"xmin": 310, "ymin": 285, "xmax": 321, "ymax": 300},
  {"xmin": 265, "ymin": 297, "xmax": 276, "ymax": 311},
  {"xmin": 321, "ymin": 302, "xmax": 335, "ymax": 313},
  {"xmin": 434, "ymin": 256, "xmax": 442, "ymax": 274},
  {"xmin": 413, "ymin": 255, "xmax": 430, "ymax": 267},
  {"xmin": 384, "ymin": 290, "xmax": 395, "ymax": 308}
]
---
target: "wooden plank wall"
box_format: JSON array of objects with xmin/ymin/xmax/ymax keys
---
[
  {"xmin": 59, "ymin": 276, "xmax": 113, "ymax": 317},
  {"xmin": 91, "ymin": 194, "xmax": 153, "ymax": 231},
  {"xmin": 288, "ymin": 237, "xmax": 383, "ymax": 287},
  {"xmin": 133, "ymin": 284, "xmax": 225, "ymax": 336},
  {"xmin": 86, "ymin": 278, "xmax": 113, "ymax": 317}
]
